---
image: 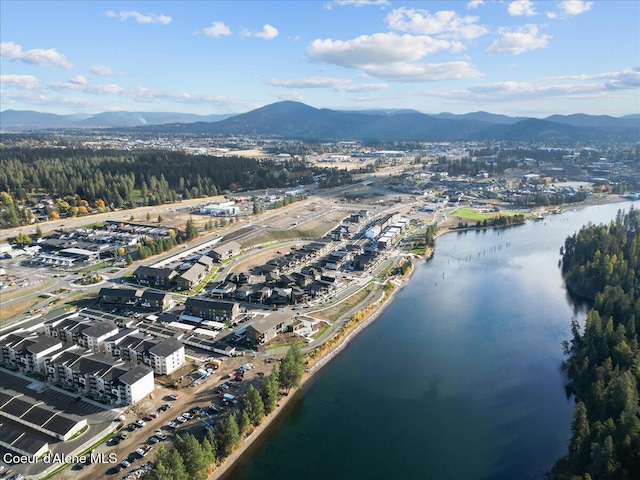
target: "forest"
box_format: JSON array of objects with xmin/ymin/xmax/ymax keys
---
[
  {"xmin": 551, "ymin": 208, "xmax": 640, "ymax": 480},
  {"xmin": 0, "ymin": 147, "xmax": 354, "ymax": 228}
]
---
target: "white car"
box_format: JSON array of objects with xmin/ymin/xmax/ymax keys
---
[
  {"xmin": 168, "ymin": 393, "xmax": 179, "ymax": 400},
  {"xmin": 135, "ymin": 448, "xmax": 146, "ymax": 457},
  {"xmin": 154, "ymin": 432, "xmax": 167, "ymax": 440},
  {"xmin": 176, "ymin": 416, "xmax": 187, "ymax": 423},
  {"xmin": 167, "ymin": 421, "xmax": 178, "ymax": 428},
  {"xmin": 135, "ymin": 419, "xmax": 146, "ymax": 427},
  {"xmin": 182, "ymin": 412, "xmax": 192, "ymax": 419}
]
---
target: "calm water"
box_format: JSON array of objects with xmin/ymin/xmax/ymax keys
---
[{"xmin": 225, "ymin": 202, "xmax": 636, "ymax": 480}]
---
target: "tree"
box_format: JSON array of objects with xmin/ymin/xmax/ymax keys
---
[
  {"xmin": 253, "ymin": 200, "xmax": 260, "ymax": 215},
  {"xmin": 238, "ymin": 408, "xmax": 251, "ymax": 435},
  {"xmin": 14, "ymin": 233, "xmax": 32, "ymax": 245},
  {"xmin": 125, "ymin": 254, "xmax": 133, "ymax": 265},
  {"xmin": 34, "ymin": 225, "xmax": 43, "ymax": 238},
  {"xmin": 218, "ymin": 414, "xmax": 241, "ymax": 457},
  {"xmin": 261, "ymin": 366, "xmax": 279, "ymax": 414},
  {"xmin": 243, "ymin": 385, "xmax": 265, "ymax": 426},
  {"xmin": 148, "ymin": 446, "xmax": 188, "ymax": 480},
  {"xmin": 185, "ymin": 217, "xmax": 199, "ymax": 240},
  {"xmin": 174, "ymin": 433, "xmax": 210, "ymax": 480},
  {"xmin": 158, "ymin": 214, "xmax": 163, "ymax": 223},
  {"xmin": 146, "ymin": 212, "xmax": 152, "ymax": 221},
  {"xmin": 279, "ymin": 344, "xmax": 305, "ymax": 394}
]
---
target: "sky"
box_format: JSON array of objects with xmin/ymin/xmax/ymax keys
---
[{"xmin": 1, "ymin": 0, "xmax": 639, "ymax": 117}]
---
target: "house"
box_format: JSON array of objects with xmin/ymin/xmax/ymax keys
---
[
  {"xmin": 133, "ymin": 266, "xmax": 177, "ymax": 289},
  {"xmin": 176, "ymin": 263, "xmax": 208, "ymax": 290},
  {"xmin": 44, "ymin": 346, "xmax": 154, "ymax": 405},
  {"xmin": 148, "ymin": 338, "xmax": 185, "ymax": 375},
  {"xmin": 43, "ymin": 314, "xmax": 94, "ymax": 344},
  {"xmin": 184, "ymin": 298, "xmax": 239, "ymax": 322},
  {"xmin": 140, "ymin": 290, "xmax": 173, "ymax": 310},
  {"xmin": 99, "ymin": 288, "xmax": 142, "ymax": 305},
  {"xmin": 209, "ymin": 281, "xmax": 237, "ymax": 299},
  {"xmin": 117, "ymin": 364, "xmax": 155, "ymax": 404},
  {"xmin": 78, "ymin": 320, "xmax": 118, "ymax": 351},
  {"xmin": 209, "ymin": 241, "xmax": 241, "ymax": 262},
  {"xmin": 245, "ymin": 313, "xmax": 294, "ymax": 345},
  {"xmin": 197, "ymin": 254, "xmax": 214, "ymax": 270},
  {"xmin": 0, "ymin": 331, "xmax": 63, "ymax": 374},
  {"xmin": 233, "ymin": 284, "xmax": 253, "ymax": 301}
]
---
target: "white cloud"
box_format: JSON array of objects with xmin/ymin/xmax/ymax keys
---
[
  {"xmin": 557, "ymin": 0, "xmax": 593, "ymax": 15},
  {"xmin": 0, "ymin": 74, "xmax": 41, "ymax": 90},
  {"xmin": 106, "ymin": 10, "xmax": 172, "ymax": 25},
  {"xmin": 547, "ymin": 11, "xmax": 558, "ymax": 19},
  {"xmin": 273, "ymin": 91, "xmax": 305, "ymax": 101},
  {"xmin": 423, "ymin": 67, "xmax": 639, "ymax": 105},
  {"xmin": 486, "ymin": 24, "xmax": 550, "ymax": 55},
  {"xmin": 331, "ymin": 0, "xmax": 389, "ymax": 7},
  {"xmin": 90, "ymin": 64, "xmax": 117, "ymax": 76},
  {"xmin": 0, "ymin": 41, "xmax": 73, "ymax": 69},
  {"xmin": 363, "ymin": 61, "xmax": 483, "ymax": 82},
  {"xmin": 467, "ymin": 0, "xmax": 484, "ymax": 9},
  {"xmin": 308, "ymin": 33, "xmax": 453, "ymax": 68},
  {"xmin": 201, "ymin": 21, "xmax": 232, "ymax": 38},
  {"xmin": 267, "ymin": 76, "xmax": 388, "ymax": 92},
  {"xmin": 49, "ymin": 80, "xmax": 125, "ymax": 95},
  {"xmin": 385, "ymin": 8, "xmax": 488, "ymax": 40},
  {"xmin": 250, "ymin": 24, "xmax": 279, "ymax": 40},
  {"xmin": 69, "ymin": 75, "xmax": 88, "ymax": 85},
  {"xmin": 508, "ymin": 0, "xmax": 537, "ymax": 17}
]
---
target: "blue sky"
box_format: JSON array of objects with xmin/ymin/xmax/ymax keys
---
[{"xmin": 1, "ymin": 0, "xmax": 638, "ymax": 117}]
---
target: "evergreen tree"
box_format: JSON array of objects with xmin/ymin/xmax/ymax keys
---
[
  {"xmin": 148, "ymin": 446, "xmax": 189, "ymax": 480},
  {"xmin": 218, "ymin": 414, "xmax": 241, "ymax": 457},
  {"xmin": 238, "ymin": 408, "xmax": 251, "ymax": 435},
  {"xmin": 279, "ymin": 344, "xmax": 305, "ymax": 394},
  {"xmin": 261, "ymin": 366, "xmax": 279, "ymax": 414},
  {"xmin": 185, "ymin": 217, "xmax": 199, "ymax": 240},
  {"xmin": 174, "ymin": 433, "xmax": 210, "ymax": 480},
  {"xmin": 243, "ymin": 385, "xmax": 265, "ymax": 426}
]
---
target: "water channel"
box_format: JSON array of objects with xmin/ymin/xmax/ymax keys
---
[{"xmin": 225, "ymin": 201, "xmax": 636, "ymax": 480}]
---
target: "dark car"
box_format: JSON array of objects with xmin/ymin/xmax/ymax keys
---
[{"xmin": 189, "ymin": 406, "xmax": 201, "ymax": 414}]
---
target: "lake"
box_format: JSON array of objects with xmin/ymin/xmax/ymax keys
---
[{"xmin": 224, "ymin": 201, "xmax": 636, "ymax": 480}]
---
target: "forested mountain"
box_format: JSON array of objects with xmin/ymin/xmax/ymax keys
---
[
  {"xmin": 0, "ymin": 110, "xmax": 234, "ymax": 129},
  {"xmin": 135, "ymin": 102, "xmax": 639, "ymax": 142},
  {"xmin": 0, "ymin": 147, "xmax": 353, "ymax": 228},
  {"xmin": 4, "ymin": 102, "xmax": 637, "ymax": 141},
  {"xmin": 552, "ymin": 209, "xmax": 640, "ymax": 480}
]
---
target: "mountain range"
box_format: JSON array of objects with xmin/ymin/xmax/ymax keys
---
[{"xmin": 1, "ymin": 102, "xmax": 638, "ymax": 142}]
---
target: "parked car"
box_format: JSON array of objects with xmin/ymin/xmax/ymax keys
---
[
  {"xmin": 120, "ymin": 460, "xmax": 131, "ymax": 469},
  {"xmin": 154, "ymin": 432, "xmax": 167, "ymax": 440},
  {"xmin": 167, "ymin": 421, "xmax": 178, "ymax": 428},
  {"xmin": 135, "ymin": 419, "xmax": 146, "ymax": 427},
  {"xmin": 127, "ymin": 423, "xmax": 138, "ymax": 431},
  {"xmin": 148, "ymin": 436, "xmax": 160, "ymax": 444},
  {"xmin": 189, "ymin": 406, "xmax": 201, "ymax": 414},
  {"xmin": 182, "ymin": 412, "xmax": 192, "ymax": 419},
  {"xmin": 168, "ymin": 393, "xmax": 179, "ymax": 400},
  {"xmin": 144, "ymin": 415, "xmax": 154, "ymax": 421},
  {"xmin": 176, "ymin": 416, "xmax": 187, "ymax": 423},
  {"xmin": 135, "ymin": 448, "xmax": 146, "ymax": 457}
]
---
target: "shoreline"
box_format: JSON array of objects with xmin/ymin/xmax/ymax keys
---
[
  {"xmin": 210, "ymin": 258, "xmax": 417, "ymax": 480},
  {"xmin": 208, "ymin": 197, "xmax": 636, "ymax": 478}
]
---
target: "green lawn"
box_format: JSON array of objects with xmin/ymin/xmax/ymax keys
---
[{"xmin": 450, "ymin": 207, "xmax": 523, "ymax": 221}]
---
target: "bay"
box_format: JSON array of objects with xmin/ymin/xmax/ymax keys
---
[{"xmin": 225, "ymin": 201, "xmax": 636, "ymax": 480}]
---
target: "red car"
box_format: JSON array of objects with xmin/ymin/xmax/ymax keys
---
[
  {"xmin": 235, "ymin": 375, "xmax": 244, "ymax": 381},
  {"xmin": 144, "ymin": 415, "xmax": 154, "ymax": 421}
]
